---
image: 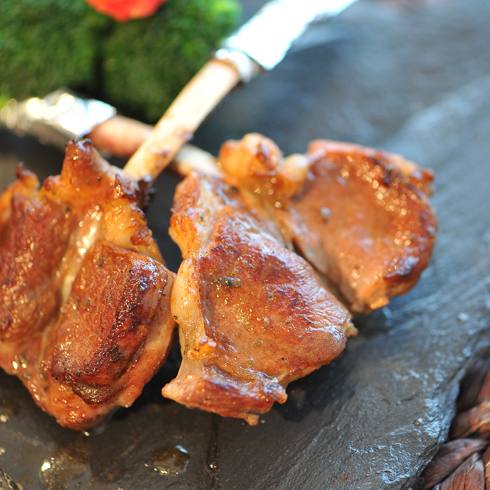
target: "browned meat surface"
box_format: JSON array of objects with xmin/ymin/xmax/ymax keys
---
[
  {"xmin": 0, "ymin": 139, "xmax": 175, "ymax": 429},
  {"xmin": 0, "ymin": 193, "xmax": 72, "ymax": 348},
  {"xmin": 162, "ymin": 171, "xmax": 353, "ymax": 425},
  {"xmin": 219, "ymin": 134, "xmax": 437, "ymax": 314},
  {"xmin": 0, "ymin": 165, "xmax": 39, "ymax": 243},
  {"xmin": 43, "ymin": 241, "xmax": 174, "ymax": 429}
]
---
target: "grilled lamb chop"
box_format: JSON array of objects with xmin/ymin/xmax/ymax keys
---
[
  {"xmin": 0, "ymin": 139, "xmax": 175, "ymax": 429},
  {"xmin": 218, "ymin": 134, "xmax": 437, "ymax": 314},
  {"xmin": 162, "ymin": 171, "xmax": 354, "ymax": 425}
]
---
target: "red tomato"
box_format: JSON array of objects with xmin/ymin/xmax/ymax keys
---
[{"xmin": 85, "ymin": 0, "xmax": 167, "ymax": 21}]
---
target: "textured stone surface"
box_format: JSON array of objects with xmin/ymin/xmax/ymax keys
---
[{"xmin": 0, "ymin": 0, "xmax": 489, "ymax": 488}]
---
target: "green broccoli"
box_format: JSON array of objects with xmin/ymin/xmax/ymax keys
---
[
  {"xmin": 0, "ymin": 0, "xmax": 110, "ymax": 103},
  {"xmin": 0, "ymin": 0, "xmax": 241, "ymax": 122},
  {"xmin": 103, "ymin": 0, "xmax": 242, "ymax": 121}
]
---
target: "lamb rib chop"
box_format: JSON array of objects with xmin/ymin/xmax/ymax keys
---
[
  {"xmin": 162, "ymin": 171, "xmax": 354, "ymax": 425},
  {"xmin": 0, "ymin": 31, "xmax": 275, "ymax": 428},
  {"xmin": 218, "ymin": 134, "xmax": 437, "ymax": 314},
  {"xmin": 0, "ymin": 139, "xmax": 175, "ymax": 429}
]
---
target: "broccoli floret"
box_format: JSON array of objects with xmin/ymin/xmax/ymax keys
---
[
  {"xmin": 0, "ymin": 0, "xmax": 110, "ymax": 102},
  {"xmin": 0, "ymin": 0, "xmax": 241, "ymax": 122},
  {"xmin": 103, "ymin": 0, "xmax": 242, "ymax": 121}
]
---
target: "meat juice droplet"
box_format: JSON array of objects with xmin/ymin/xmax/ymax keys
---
[
  {"xmin": 39, "ymin": 440, "xmax": 91, "ymax": 490},
  {"xmin": 151, "ymin": 445, "xmax": 189, "ymax": 475}
]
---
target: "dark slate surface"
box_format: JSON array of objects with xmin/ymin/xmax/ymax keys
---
[{"xmin": 0, "ymin": 0, "xmax": 489, "ymax": 488}]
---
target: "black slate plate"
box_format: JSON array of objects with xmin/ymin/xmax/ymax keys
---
[{"xmin": 1, "ymin": 0, "xmax": 490, "ymax": 488}]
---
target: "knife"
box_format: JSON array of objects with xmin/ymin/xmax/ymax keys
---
[
  {"xmin": 1, "ymin": 0, "xmax": 358, "ymax": 182},
  {"xmin": 218, "ymin": 0, "xmax": 358, "ymax": 72}
]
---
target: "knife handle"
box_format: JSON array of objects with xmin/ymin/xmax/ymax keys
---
[{"xmin": 122, "ymin": 58, "xmax": 241, "ymax": 183}]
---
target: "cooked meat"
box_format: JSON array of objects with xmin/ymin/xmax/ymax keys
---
[
  {"xmin": 0, "ymin": 188, "xmax": 73, "ymax": 348},
  {"xmin": 162, "ymin": 171, "xmax": 354, "ymax": 425},
  {"xmin": 0, "ymin": 130, "xmax": 436, "ymax": 428},
  {"xmin": 0, "ymin": 164, "xmax": 39, "ymax": 243},
  {"xmin": 219, "ymin": 134, "xmax": 437, "ymax": 314},
  {"xmin": 0, "ymin": 139, "xmax": 175, "ymax": 429}
]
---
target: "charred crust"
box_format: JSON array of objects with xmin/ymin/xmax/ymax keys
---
[
  {"xmin": 130, "ymin": 228, "xmax": 152, "ymax": 247},
  {"xmin": 108, "ymin": 175, "xmax": 136, "ymax": 201}
]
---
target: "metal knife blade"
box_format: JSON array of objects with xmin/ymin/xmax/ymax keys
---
[{"xmin": 218, "ymin": 0, "xmax": 358, "ymax": 74}]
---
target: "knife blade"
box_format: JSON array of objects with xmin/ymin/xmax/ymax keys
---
[{"xmin": 218, "ymin": 0, "xmax": 358, "ymax": 74}]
